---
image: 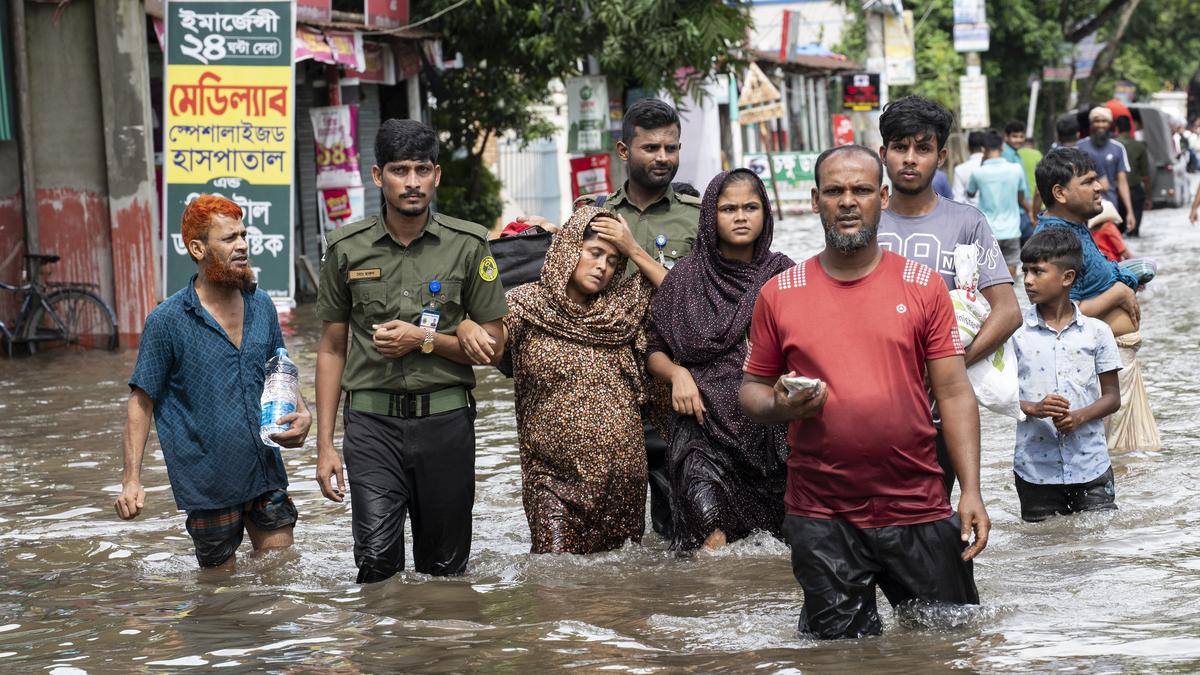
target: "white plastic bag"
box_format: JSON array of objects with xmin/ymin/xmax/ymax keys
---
[{"xmin": 948, "ymin": 244, "xmax": 1024, "ymax": 421}]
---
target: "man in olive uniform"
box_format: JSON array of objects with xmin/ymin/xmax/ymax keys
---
[
  {"xmin": 314, "ymin": 119, "xmax": 507, "ymax": 583},
  {"xmin": 576, "ymin": 98, "xmax": 702, "ymax": 538}
]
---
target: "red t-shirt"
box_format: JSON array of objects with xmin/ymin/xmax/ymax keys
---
[
  {"xmin": 1090, "ymin": 222, "xmax": 1126, "ymax": 262},
  {"xmin": 744, "ymin": 252, "xmax": 964, "ymax": 528}
]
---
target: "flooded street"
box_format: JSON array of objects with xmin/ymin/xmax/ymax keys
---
[{"xmin": 2, "ymin": 205, "xmax": 1199, "ymax": 673}]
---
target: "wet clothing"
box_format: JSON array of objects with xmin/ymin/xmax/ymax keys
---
[
  {"xmin": 1076, "ymin": 137, "xmax": 1131, "ymax": 205},
  {"xmin": 341, "ymin": 402, "xmax": 476, "ymax": 581},
  {"xmin": 185, "ymin": 488, "xmax": 297, "ymax": 567},
  {"xmin": 878, "ymin": 196, "xmax": 1013, "ymax": 294},
  {"xmin": 648, "ymin": 169, "xmax": 793, "ymax": 549},
  {"xmin": 1015, "ymin": 466, "xmax": 1117, "ymax": 522},
  {"xmin": 129, "ymin": 275, "xmax": 287, "ymax": 511},
  {"xmin": 1013, "ymin": 303, "xmax": 1121, "ymax": 485},
  {"xmin": 998, "ymin": 237, "xmax": 1021, "ymax": 267},
  {"xmin": 745, "ymin": 253, "xmax": 964, "ymax": 528},
  {"xmin": 316, "ymin": 213, "xmax": 508, "ymax": 393},
  {"xmin": 577, "ymin": 181, "xmax": 701, "ymax": 538},
  {"xmin": 316, "ymin": 210, "xmax": 507, "ymax": 582},
  {"xmin": 1034, "ymin": 215, "xmax": 1139, "ymax": 300},
  {"xmin": 1108, "ymin": 332, "xmax": 1161, "ymax": 454},
  {"xmin": 506, "ymin": 206, "xmax": 656, "ymax": 554},
  {"xmin": 783, "ymin": 514, "xmax": 978, "ymax": 639},
  {"xmin": 574, "ymin": 181, "xmax": 701, "ymax": 275}
]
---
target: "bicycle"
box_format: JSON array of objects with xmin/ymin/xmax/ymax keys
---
[{"xmin": 1, "ymin": 253, "xmax": 118, "ymax": 357}]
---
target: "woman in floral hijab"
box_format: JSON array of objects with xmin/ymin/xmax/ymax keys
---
[{"xmin": 461, "ymin": 206, "xmax": 661, "ymax": 553}]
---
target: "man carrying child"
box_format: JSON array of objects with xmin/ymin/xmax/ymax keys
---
[{"xmin": 1013, "ymin": 228, "xmax": 1122, "ymax": 521}]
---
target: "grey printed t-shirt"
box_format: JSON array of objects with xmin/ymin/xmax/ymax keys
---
[
  {"xmin": 878, "ymin": 196, "xmax": 1013, "ymax": 291},
  {"xmin": 1076, "ymin": 137, "xmax": 1131, "ymax": 205}
]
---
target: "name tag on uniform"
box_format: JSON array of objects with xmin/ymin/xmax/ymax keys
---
[{"xmin": 348, "ymin": 268, "xmax": 382, "ymax": 282}]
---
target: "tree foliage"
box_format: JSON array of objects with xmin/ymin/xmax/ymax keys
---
[
  {"xmin": 412, "ymin": 0, "xmax": 752, "ymax": 223},
  {"xmin": 836, "ymin": 0, "xmax": 1200, "ymax": 144}
]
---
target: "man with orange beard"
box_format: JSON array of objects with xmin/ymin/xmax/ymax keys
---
[{"xmin": 115, "ymin": 195, "xmax": 311, "ymax": 570}]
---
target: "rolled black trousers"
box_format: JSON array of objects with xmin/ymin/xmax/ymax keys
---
[{"xmin": 342, "ymin": 401, "xmax": 476, "ymax": 583}]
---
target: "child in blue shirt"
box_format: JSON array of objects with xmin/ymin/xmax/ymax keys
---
[{"xmin": 1012, "ymin": 229, "xmax": 1122, "ymax": 522}]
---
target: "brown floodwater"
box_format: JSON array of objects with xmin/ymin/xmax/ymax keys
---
[{"xmin": 1, "ymin": 207, "xmax": 1199, "ymax": 673}]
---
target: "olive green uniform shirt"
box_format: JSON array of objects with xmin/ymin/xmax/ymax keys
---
[
  {"xmin": 575, "ymin": 182, "xmax": 701, "ymax": 276},
  {"xmin": 316, "ymin": 212, "xmax": 508, "ymax": 393}
]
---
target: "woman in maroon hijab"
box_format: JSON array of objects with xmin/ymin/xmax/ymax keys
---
[{"xmin": 647, "ymin": 169, "xmax": 794, "ymax": 551}]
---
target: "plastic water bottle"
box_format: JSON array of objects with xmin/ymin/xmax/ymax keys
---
[{"xmin": 260, "ymin": 347, "xmax": 299, "ymax": 448}]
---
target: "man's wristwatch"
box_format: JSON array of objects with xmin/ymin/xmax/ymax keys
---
[{"xmin": 420, "ymin": 327, "xmax": 435, "ymax": 354}]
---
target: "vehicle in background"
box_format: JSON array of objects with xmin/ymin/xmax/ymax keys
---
[{"xmin": 1063, "ymin": 104, "xmax": 1190, "ymax": 208}]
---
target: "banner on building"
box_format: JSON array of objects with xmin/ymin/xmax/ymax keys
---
[
  {"xmin": 318, "ymin": 186, "xmax": 366, "ymax": 231},
  {"xmin": 355, "ymin": 42, "xmax": 397, "ymax": 85},
  {"xmin": 952, "ymin": 0, "xmax": 989, "ymax": 53},
  {"xmin": 310, "ymin": 105, "xmax": 362, "ymax": 189},
  {"xmin": 326, "ymin": 31, "xmax": 365, "ymax": 71},
  {"xmin": 843, "ymin": 72, "xmax": 881, "ymax": 111},
  {"xmin": 959, "ymin": 74, "xmax": 990, "ymax": 129},
  {"xmin": 570, "ymin": 154, "xmax": 612, "ymax": 199},
  {"xmin": 163, "ymin": 1, "xmax": 295, "ymax": 301},
  {"xmin": 883, "ymin": 10, "xmax": 916, "ymax": 86},
  {"xmin": 567, "ymin": 76, "xmax": 609, "ymax": 154},
  {"xmin": 296, "ymin": 0, "xmax": 331, "ymax": 23},
  {"xmin": 365, "ymin": 0, "xmax": 409, "ymax": 29},
  {"xmin": 832, "ymin": 114, "xmax": 855, "ymax": 146},
  {"xmin": 744, "ymin": 152, "xmax": 820, "ymax": 202},
  {"xmin": 295, "ymin": 25, "xmax": 335, "ymax": 64}
]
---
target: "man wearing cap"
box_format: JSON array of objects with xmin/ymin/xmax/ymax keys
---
[
  {"xmin": 1076, "ymin": 106, "xmax": 1137, "ymax": 235},
  {"xmin": 314, "ymin": 119, "xmax": 508, "ymax": 583}
]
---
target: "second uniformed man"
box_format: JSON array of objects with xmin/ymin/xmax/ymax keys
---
[
  {"xmin": 576, "ymin": 98, "xmax": 701, "ymax": 538},
  {"xmin": 314, "ymin": 119, "xmax": 508, "ymax": 583}
]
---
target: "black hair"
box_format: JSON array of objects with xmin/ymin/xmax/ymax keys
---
[
  {"xmin": 621, "ymin": 98, "xmax": 680, "ymax": 144},
  {"xmin": 1035, "ymin": 147, "xmax": 1097, "ymax": 206},
  {"xmin": 967, "ymin": 130, "xmax": 987, "ymax": 152},
  {"xmin": 1115, "ymin": 116, "xmax": 1132, "ymax": 133},
  {"xmin": 1056, "ymin": 115, "xmax": 1080, "ymax": 143},
  {"xmin": 1004, "ymin": 120, "xmax": 1026, "ymax": 136},
  {"xmin": 1019, "ymin": 227, "xmax": 1082, "ymax": 280},
  {"xmin": 375, "ymin": 118, "xmax": 438, "ymax": 166},
  {"xmin": 813, "ymin": 144, "xmax": 884, "ymax": 189},
  {"xmin": 878, "ymin": 95, "xmax": 953, "ymax": 150},
  {"xmin": 671, "ymin": 181, "xmax": 700, "ymax": 197},
  {"xmin": 582, "ymin": 224, "xmax": 599, "ymax": 241},
  {"xmin": 982, "ymin": 130, "xmax": 1004, "ymax": 152}
]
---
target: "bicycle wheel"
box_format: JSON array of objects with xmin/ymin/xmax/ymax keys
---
[{"xmin": 25, "ymin": 289, "xmax": 118, "ymax": 353}]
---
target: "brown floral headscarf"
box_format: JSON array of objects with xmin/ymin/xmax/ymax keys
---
[{"xmin": 506, "ymin": 206, "xmax": 654, "ymax": 348}]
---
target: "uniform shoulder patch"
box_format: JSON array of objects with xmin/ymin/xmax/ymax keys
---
[
  {"xmin": 434, "ymin": 213, "xmax": 490, "ymax": 241},
  {"xmin": 324, "ymin": 216, "xmax": 376, "ymax": 248},
  {"xmin": 674, "ymin": 191, "xmax": 702, "ymax": 207},
  {"xmin": 479, "ymin": 255, "xmax": 499, "ymax": 282}
]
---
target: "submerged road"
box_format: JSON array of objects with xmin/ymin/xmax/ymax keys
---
[{"xmin": 0, "ymin": 205, "xmax": 1197, "ymax": 672}]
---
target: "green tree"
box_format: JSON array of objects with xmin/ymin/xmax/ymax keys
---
[{"xmin": 413, "ymin": 0, "xmax": 752, "ymax": 225}]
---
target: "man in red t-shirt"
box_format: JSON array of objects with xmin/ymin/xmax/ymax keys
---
[{"xmin": 739, "ymin": 145, "xmax": 990, "ymax": 639}]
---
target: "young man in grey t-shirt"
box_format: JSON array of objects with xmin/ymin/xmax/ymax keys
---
[{"xmin": 875, "ymin": 96, "xmax": 1022, "ymax": 496}]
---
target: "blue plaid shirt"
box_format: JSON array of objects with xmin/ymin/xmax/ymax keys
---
[
  {"xmin": 129, "ymin": 276, "xmax": 288, "ymax": 510},
  {"xmin": 1013, "ymin": 303, "xmax": 1121, "ymax": 485}
]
